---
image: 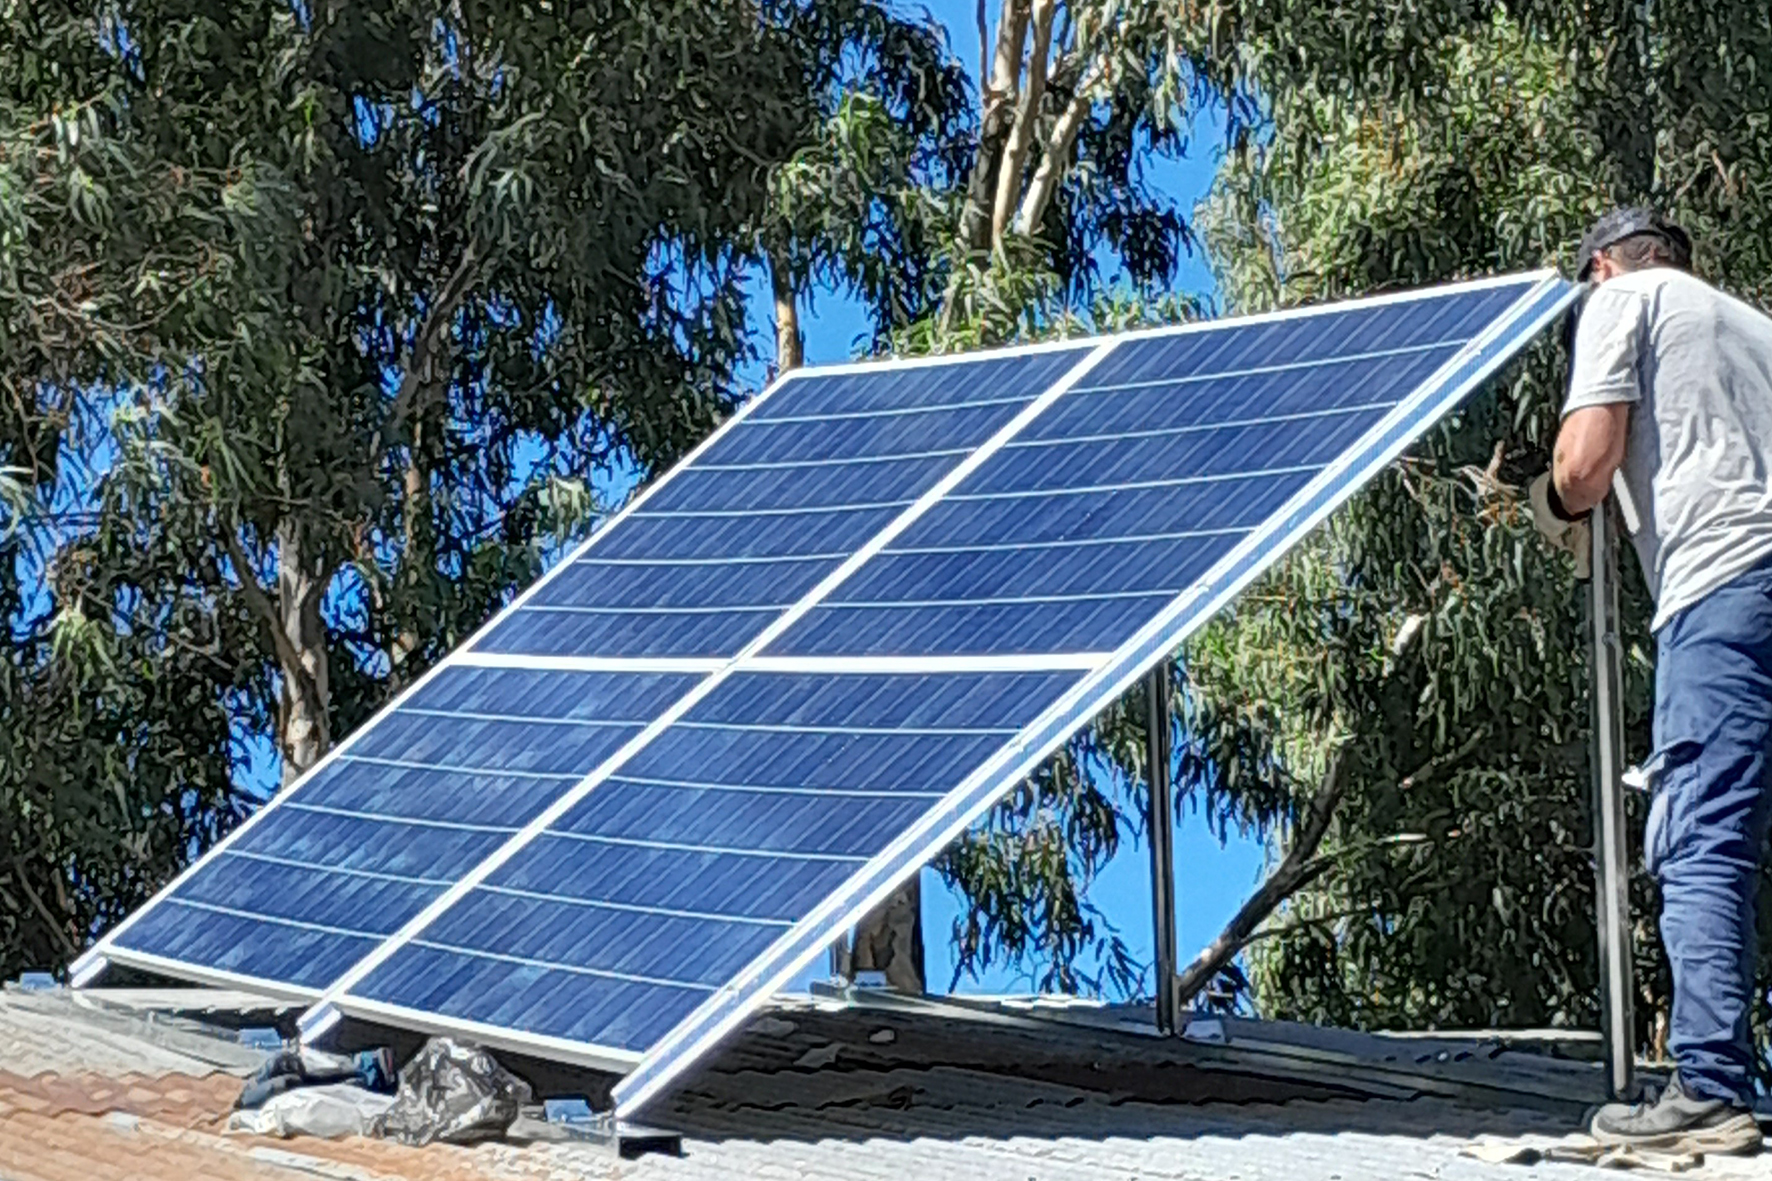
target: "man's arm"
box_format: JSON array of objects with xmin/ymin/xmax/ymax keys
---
[{"xmin": 1553, "ymin": 403, "xmax": 1630, "ymax": 515}]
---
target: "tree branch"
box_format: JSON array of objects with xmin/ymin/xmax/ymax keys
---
[
  {"xmin": 991, "ymin": 0, "xmax": 1057, "ymax": 249},
  {"xmin": 1171, "ymin": 726, "xmax": 1490, "ymax": 1010},
  {"xmin": 11, "ymin": 856, "xmax": 81, "ymax": 960},
  {"xmin": 220, "ymin": 527, "xmax": 299, "ymax": 673},
  {"xmin": 1172, "ymin": 746, "xmax": 1350, "ymax": 1007},
  {"xmin": 955, "ymin": 0, "xmax": 1030, "ymax": 256},
  {"xmin": 368, "ymin": 246, "xmax": 479, "ymax": 469},
  {"xmin": 1012, "ymin": 50, "xmax": 1111, "ymax": 236},
  {"xmin": 976, "ymin": 0, "xmax": 989, "ymax": 104}
]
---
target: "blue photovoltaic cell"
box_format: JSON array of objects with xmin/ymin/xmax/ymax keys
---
[
  {"xmin": 108, "ymin": 666, "xmax": 698, "ymax": 991},
  {"xmin": 472, "ymin": 348, "xmax": 1092, "ymax": 660},
  {"xmin": 768, "ymin": 282, "xmax": 1535, "ymax": 658},
  {"xmin": 347, "ymin": 668, "xmax": 1081, "ymax": 1052}
]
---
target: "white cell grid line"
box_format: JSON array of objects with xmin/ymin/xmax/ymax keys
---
[
  {"xmin": 607, "ymin": 271, "xmax": 1577, "ymax": 1118},
  {"xmin": 628, "ymin": 497, "xmax": 917, "ymax": 519},
  {"xmin": 707, "ymin": 653, "xmax": 1109, "ymax": 674},
  {"xmin": 394, "ymin": 707, "xmax": 641, "ymax": 728},
  {"xmin": 450, "ymin": 652, "xmax": 725, "ymax": 673},
  {"xmin": 694, "ymin": 444, "xmax": 975, "ymax": 471},
  {"xmin": 670, "ymin": 719, "xmax": 1021, "ymax": 737},
  {"xmin": 940, "ymin": 463, "xmax": 1321, "ymax": 503},
  {"xmin": 883, "ymin": 527, "xmax": 1248, "ymax": 557},
  {"xmin": 72, "ymin": 354, "xmax": 822, "ymax": 987},
  {"xmin": 608, "ymin": 773, "xmax": 948, "ymax": 799},
  {"xmin": 822, "ymin": 588, "xmax": 1175, "ymax": 611},
  {"xmin": 477, "ymin": 884, "xmax": 797, "ymax": 928},
  {"xmin": 515, "ymin": 602, "xmax": 790, "ymax": 616},
  {"xmin": 296, "ymin": 339, "xmax": 1119, "ymax": 1040},
  {"xmin": 539, "ymin": 831, "xmax": 876, "ymax": 863},
  {"xmin": 744, "ymin": 390, "xmax": 1040, "ymax": 424},
  {"xmin": 572, "ymin": 551, "xmax": 852, "ymax": 567},
  {"xmin": 404, "ymin": 941, "xmax": 720, "ymax": 994},
  {"xmin": 162, "ymin": 898, "xmax": 381, "ymax": 943},
  {"xmin": 335, "ymin": 754, "xmax": 583, "ymax": 781},
  {"xmin": 224, "ymin": 849, "xmax": 452, "ymax": 889},
  {"xmin": 283, "ymin": 801, "xmax": 521, "ymax": 833},
  {"xmin": 1000, "ymin": 401, "xmax": 1396, "ymax": 451}
]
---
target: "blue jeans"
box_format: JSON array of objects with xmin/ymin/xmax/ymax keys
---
[{"xmin": 1646, "ymin": 559, "xmax": 1772, "ymax": 1105}]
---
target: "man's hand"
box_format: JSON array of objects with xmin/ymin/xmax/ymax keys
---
[{"xmin": 1529, "ymin": 472, "xmax": 1592, "ymax": 580}]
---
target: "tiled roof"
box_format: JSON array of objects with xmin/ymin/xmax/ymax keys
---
[{"xmin": 4, "ymin": 986, "xmax": 1769, "ymax": 1181}]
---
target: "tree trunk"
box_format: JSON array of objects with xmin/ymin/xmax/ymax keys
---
[
  {"xmin": 842, "ymin": 878, "xmax": 926, "ymax": 993},
  {"xmin": 275, "ymin": 518, "xmax": 331, "ymax": 783},
  {"xmin": 770, "ymin": 253, "xmax": 803, "ymax": 374}
]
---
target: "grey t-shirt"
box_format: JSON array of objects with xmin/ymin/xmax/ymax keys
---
[{"xmin": 1563, "ymin": 267, "xmax": 1772, "ymax": 631}]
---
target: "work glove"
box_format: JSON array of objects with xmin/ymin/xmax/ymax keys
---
[{"xmin": 1528, "ymin": 472, "xmax": 1592, "ymax": 581}]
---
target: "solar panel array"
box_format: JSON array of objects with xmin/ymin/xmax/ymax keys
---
[{"xmin": 78, "ymin": 271, "xmax": 1577, "ymax": 1118}]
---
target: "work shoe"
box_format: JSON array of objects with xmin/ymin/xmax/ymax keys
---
[{"xmin": 1589, "ymin": 1075, "xmax": 1762, "ymax": 1156}]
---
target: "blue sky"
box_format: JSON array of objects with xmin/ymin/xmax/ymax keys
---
[{"xmin": 744, "ymin": 1, "xmax": 1267, "ymax": 1000}]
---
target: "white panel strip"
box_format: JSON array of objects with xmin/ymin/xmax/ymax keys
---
[
  {"xmin": 72, "ymin": 362, "xmax": 812, "ymax": 980},
  {"xmin": 297, "ymin": 340, "xmax": 1118, "ymax": 1035}
]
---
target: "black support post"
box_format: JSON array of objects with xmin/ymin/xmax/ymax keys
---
[
  {"xmin": 1590, "ymin": 502, "xmax": 1636, "ymax": 1100},
  {"xmin": 1145, "ymin": 661, "xmax": 1179, "ymax": 1035}
]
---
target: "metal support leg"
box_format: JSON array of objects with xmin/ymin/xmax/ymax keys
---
[
  {"xmin": 1590, "ymin": 503, "xmax": 1636, "ymax": 1100},
  {"xmin": 829, "ymin": 930, "xmax": 852, "ymax": 984},
  {"xmin": 1145, "ymin": 662, "xmax": 1179, "ymax": 1035}
]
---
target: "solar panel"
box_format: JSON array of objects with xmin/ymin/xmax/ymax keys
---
[{"xmin": 77, "ymin": 271, "xmax": 1577, "ymax": 1118}]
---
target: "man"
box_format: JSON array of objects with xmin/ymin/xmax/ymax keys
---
[{"xmin": 1531, "ymin": 207, "xmax": 1772, "ymax": 1155}]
